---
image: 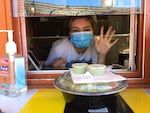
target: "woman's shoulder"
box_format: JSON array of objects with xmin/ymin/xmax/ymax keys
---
[{"xmin": 52, "ymin": 38, "xmax": 72, "ymax": 48}]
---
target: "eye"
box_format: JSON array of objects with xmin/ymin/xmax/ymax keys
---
[{"xmin": 84, "ymin": 29, "xmax": 92, "ymax": 31}]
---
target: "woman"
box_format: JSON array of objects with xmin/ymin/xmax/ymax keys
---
[{"xmin": 44, "ymin": 16, "xmax": 118, "ymax": 69}]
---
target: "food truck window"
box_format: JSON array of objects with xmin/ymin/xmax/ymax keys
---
[{"xmin": 24, "ymin": 0, "xmax": 143, "ymax": 72}]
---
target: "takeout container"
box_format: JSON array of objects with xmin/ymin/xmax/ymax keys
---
[
  {"xmin": 88, "ymin": 64, "xmax": 106, "ymax": 76},
  {"xmin": 72, "ymin": 63, "xmax": 88, "ymax": 74}
]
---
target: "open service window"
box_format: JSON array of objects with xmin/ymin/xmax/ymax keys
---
[{"xmin": 21, "ymin": 0, "xmax": 143, "ymax": 78}]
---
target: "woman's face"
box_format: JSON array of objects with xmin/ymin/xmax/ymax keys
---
[
  {"xmin": 70, "ymin": 17, "xmax": 93, "ymax": 33},
  {"xmin": 69, "ymin": 17, "xmax": 94, "ymax": 49}
]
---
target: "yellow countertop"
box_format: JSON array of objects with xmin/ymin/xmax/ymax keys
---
[
  {"xmin": 19, "ymin": 88, "xmax": 150, "ymax": 113},
  {"xmin": 120, "ymin": 88, "xmax": 150, "ymax": 113}
]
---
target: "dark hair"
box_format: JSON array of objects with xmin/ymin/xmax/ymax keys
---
[{"xmin": 68, "ymin": 15, "xmax": 97, "ymax": 32}]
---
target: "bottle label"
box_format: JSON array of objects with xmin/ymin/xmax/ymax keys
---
[{"xmin": 0, "ymin": 58, "xmax": 10, "ymax": 83}]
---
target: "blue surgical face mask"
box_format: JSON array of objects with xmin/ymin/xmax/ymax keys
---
[{"xmin": 70, "ymin": 32, "xmax": 93, "ymax": 48}]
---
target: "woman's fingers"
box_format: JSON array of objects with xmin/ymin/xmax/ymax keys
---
[
  {"xmin": 108, "ymin": 30, "xmax": 116, "ymax": 42},
  {"xmin": 100, "ymin": 26, "xmax": 104, "ymax": 39},
  {"xmin": 110, "ymin": 38, "xmax": 119, "ymax": 47},
  {"xmin": 105, "ymin": 26, "xmax": 113, "ymax": 38},
  {"xmin": 99, "ymin": 26, "xmax": 116, "ymax": 43},
  {"xmin": 95, "ymin": 26, "xmax": 119, "ymax": 55}
]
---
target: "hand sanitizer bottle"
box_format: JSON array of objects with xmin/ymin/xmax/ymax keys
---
[{"xmin": 0, "ymin": 30, "xmax": 27, "ymax": 97}]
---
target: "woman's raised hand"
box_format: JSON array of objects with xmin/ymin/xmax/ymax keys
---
[{"xmin": 95, "ymin": 26, "xmax": 119, "ymax": 63}]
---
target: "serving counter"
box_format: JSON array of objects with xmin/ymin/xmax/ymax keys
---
[{"xmin": 0, "ymin": 88, "xmax": 150, "ymax": 113}]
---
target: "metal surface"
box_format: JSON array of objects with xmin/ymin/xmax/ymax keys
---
[{"xmin": 54, "ymin": 72, "xmax": 128, "ymax": 96}]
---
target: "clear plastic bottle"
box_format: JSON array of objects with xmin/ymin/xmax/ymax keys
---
[{"xmin": 0, "ymin": 30, "xmax": 27, "ymax": 97}]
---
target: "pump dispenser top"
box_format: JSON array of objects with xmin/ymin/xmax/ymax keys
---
[{"xmin": 0, "ymin": 30, "xmax": 17, "ymax": 55}]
